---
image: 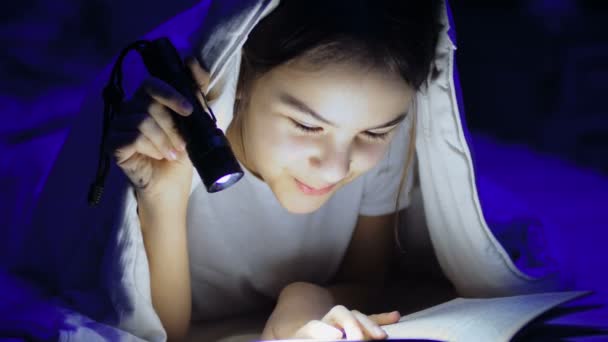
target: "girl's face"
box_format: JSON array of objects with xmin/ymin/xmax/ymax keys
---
[{"xmin": 229, "ymin": 59, "xmax": 414, "ymax": 214}]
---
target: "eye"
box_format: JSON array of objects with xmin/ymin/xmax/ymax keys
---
[
  {"xmin": 361, "ymin": 130, "xmax": 392, "ymax": 142},
  {"xmin": 289, "ymin": 118, "xmax": 323, "ymax": 135},
  {"xmin": 289, "ymin": 116, "xmax": 395, "ymax": 142}
]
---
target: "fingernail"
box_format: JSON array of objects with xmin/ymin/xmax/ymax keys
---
[
  {"xmin": 182, "ymin": 100, "xmax": 193, "ymax": 113},
  {"xmin": 375, "ymin": 327, "xmax": 386, "ymax": 336},
  {"xmin": 167, "ymin": 150, "xmax": 177, "ymax": 160}
]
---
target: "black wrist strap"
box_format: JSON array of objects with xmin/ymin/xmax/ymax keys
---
[{"xmin": 88, "ymin": 40, "xmax": 149, "ymax": 207}]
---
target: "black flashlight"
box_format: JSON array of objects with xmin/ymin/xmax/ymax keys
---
[
  {"xmin": 87, "ymin": 38, "xmax": 243, "ymax": 206},
  {"xmin": 138, "ymin": 38, "xmax": 243, "ymax": 192},
  {"xmin": 138, "ymin": 38, "xmax": 244, "ymax": 192}
]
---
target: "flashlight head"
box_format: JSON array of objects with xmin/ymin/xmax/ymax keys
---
[{"xmin": 187, "ymin": 132, "xmax": 244, "ymax": 193}]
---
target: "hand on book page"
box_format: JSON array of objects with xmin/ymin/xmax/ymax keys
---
[
  {"xmin": 257, "ymin": 292, "xmax": 601, "ymax": 342},
  {"xmin": 262, "ymin": 338, "xmax": 442, "ymax": 342}
]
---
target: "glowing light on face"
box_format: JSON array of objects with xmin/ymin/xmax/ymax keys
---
[{"xmin": 227, "ymin": 60, "xmax": 414, "ymax": 213}]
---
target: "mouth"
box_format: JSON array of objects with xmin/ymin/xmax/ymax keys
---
[{"xmin": 294, "ymin": 178, "xmax": 336, "ymax": 196}]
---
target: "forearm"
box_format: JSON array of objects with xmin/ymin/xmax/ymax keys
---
[
  {"xmin": 262, "ymin": 281, "xmax": 383, "ymax": 339},
  {"xmin": 262, "ymin": 282, "xmax": 334, "ymax": 339},
  {"xmin": 138, "ymin": 197, "xmax": 191, "ymax": 340}
]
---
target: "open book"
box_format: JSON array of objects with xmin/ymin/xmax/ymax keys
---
[
  {"xmin": 380, "ymin": 291, "xmax": 592, "ymax": 341},
  {"xmin": 249, "ymin": 291, "xmax": 604, "ymax": 342}
]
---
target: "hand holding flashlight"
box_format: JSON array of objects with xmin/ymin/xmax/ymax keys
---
[
  {"xmin": 107, "ymin": 73, "xmax": 198, "ymax": 207},
  {"xmin": 90, "ymin": 37, "xmax": 243, "ymax": 207}
]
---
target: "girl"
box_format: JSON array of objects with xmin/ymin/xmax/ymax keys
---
[
  {"xmin": 109, "ymin": 0, "xmax": 441, "ymax": 340},
  {"xmin": 29, "ymin": 0, "xmax": 560, "ymax": 340}
]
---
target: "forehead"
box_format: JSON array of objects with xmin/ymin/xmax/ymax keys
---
[{"xmin": 258, "ymin": 60, "xmax": 414, "ymax": 127}]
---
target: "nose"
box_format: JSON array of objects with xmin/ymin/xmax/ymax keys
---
[{"xmin": 310, "ymin": 142, "xmax": 351, "ymax": 185}]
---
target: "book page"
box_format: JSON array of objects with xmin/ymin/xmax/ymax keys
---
[{"xmin": 382, "ymin": 291, "xmax": 589, "ymax": 342}]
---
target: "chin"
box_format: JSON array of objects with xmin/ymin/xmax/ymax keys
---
[
  {"xmin": 277, "ymin": 192, "xmax": 328, "ymax": 214},
  {"xmin": 282, "ymin": 198, "xmax": 325, "ymax": 214}
]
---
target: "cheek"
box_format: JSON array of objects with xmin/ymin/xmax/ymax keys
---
[
  {"xmin": 352, "ymin": 143, "xmax": 389, "ymax": 174},
  {"xmin": 251, "ymin": 120, "xmax": 314, "ymax": 167}
]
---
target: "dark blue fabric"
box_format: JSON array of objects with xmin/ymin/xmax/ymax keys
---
[{"xmin": 0, "ymin": 0, "xmax": 199, "ymax": 335}]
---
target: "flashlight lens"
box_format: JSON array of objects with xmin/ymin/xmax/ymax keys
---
[
  {"xmin": 216, "ymin": 175, "xmax": 233, "ymax": 185},
  {"xmin": 209, "ymin": 172, "xmax": 244, "ymax": 192}
]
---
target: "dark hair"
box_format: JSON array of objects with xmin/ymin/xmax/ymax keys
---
[{"xmin": 239, "ymin": 0, "xmax": 444, "ymax": 92}]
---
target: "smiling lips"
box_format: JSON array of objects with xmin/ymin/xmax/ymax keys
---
[{"xmin": 294, "ymin": 178, "xmax": 336, "ymax": 196}]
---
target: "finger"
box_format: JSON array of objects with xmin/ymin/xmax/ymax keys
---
[
  {"xmin": 142, "ymin": 77, "xmax": 193, "ymax": 116},
  {"xmin": 323, "ymin": 305, "xmax": 364, "ymax": 340},
  {"xmin": 114, "ymin": 133, "xmax": 164, "ymax": 164},
  {"xmin": 343, "ymin": 319, "xmax": 364, "ymax": 341},
  {"xmin": 118, "ymin": 153, "xmax": 154, "ymax": 190},
  {"xmin": 186, "ymin": 56, "xmax": 210, "ymax": 92},
  {"xmin": 292, "ymin": 320, "xmax": 343, "ymax": 340},
  {"xmin": 113, "ymin": 100, "xmax": 186, "ymax": 153},
  {"xmin": 138, "ymin": 116, "xmax": 179, "ymax": 161},
  {"xmin": 106, "ymin": 129, "xmax": 138, "ymax": 156},
  {"xmin": 120, "ymin": 93, "xmax": 152, "ymax": 115},
  {"xmin": 133, "ymin": 134, "xmax": 164, "ymax": 161},
  {"xmin": 352, "ymin": 310, "xmax": 387, "ymax": 340},
  {"xmin": 147, "ymin": 101, "xmax": 187, "ymax": 152},
  {"xmin": 186, "ymin": 56, "xmax": 219, "ymax": 102},
  {"xmin": 368, "ymin": 311, "xmax": 401, "ymax": 325}
]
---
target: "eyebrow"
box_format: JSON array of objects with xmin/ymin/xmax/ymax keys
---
[{"xmin": 278, "ymin": 92, "xmax": 407, "ymax": 130}]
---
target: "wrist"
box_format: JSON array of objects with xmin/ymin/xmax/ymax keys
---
[
  {"xmin": 277, "ymin": 282, "xmax": 333, "ymax": 305},
  {"xmin": 266, "ymin": 282, "xmax": 335, "ymax": 339},
  {"xmin": 136, "ymin": 192, "xmax": 188, "ymax": 233},
  {"xmin": 135, "ymin": 186, "xmax": 189, "ymax": 210}
]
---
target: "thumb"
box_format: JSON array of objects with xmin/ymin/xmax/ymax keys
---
[
  {"xmin": 293, "ymin": 320, "xmax": 344, "ymax": 340},
  {"xmin": 186, "ymin": 56, "xmax": 219, "ymax": 101}
]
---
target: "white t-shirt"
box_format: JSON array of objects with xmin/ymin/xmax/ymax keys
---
[{"xmin": 186, "ymin": 114, "xmax": 414, "ymax": 321}]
